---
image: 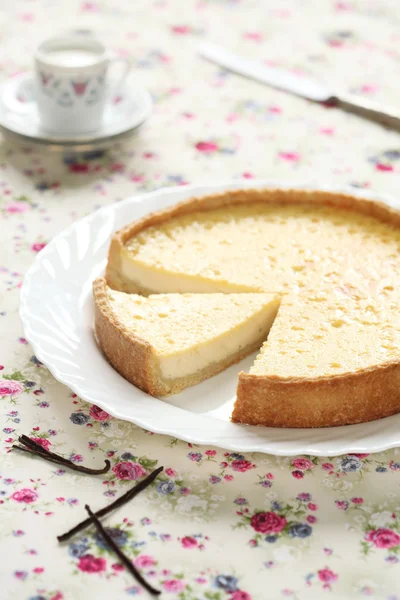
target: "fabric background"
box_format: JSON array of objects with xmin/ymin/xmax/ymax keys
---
[{"xmin": 2, "ymin": 1, "xmax": 400, "ymax": 598}]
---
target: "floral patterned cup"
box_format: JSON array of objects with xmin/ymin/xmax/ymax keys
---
[{"xmin": 34, "ymin": 33, "xmax": 131, "ymax": 133}]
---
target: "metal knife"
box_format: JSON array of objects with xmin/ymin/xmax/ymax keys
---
[{"xmin": 199, "ymin": 42, "xmax": 400, "ymax": 132}]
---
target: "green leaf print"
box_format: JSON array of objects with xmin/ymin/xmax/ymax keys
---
[
  {"xmin": 138, "ymin": 456, "xmax": 158, "ymax": 469},
  {"xmin": 3, "ymin": 371, "xmax": 25, "ymax": 382},
  {"xmin": 361, "ymin": 541, "xmax": 370, "ymax": 556}
]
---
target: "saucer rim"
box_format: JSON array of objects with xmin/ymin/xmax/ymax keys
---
[
  {"xmin": 0, "ymin": 120, "xmax": 145, "ymax": 152},
  {"xmin": 0, "ymin": 72, "xmax": 152, "ymax": 146}
]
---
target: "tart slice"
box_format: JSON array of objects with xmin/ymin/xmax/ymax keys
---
[{"xmin": 93, "ymin": 278, "xmax": 280, "ymax": 396}]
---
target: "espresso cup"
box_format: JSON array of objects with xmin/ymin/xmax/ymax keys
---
[{"xmin": 35, "ymin": 34, "xmax": 130, "ymax": 133}]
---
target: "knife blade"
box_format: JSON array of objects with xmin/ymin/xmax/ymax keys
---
[
  {"xmin": 199, "ymin": 42, "xmax": 400, "ymax": 132},
  {"xmin": 199, "ymin": 42, "xmax": 330, "ymax": 102}
]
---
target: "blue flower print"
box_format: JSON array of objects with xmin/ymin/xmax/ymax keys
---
[
  {"xmin": 70, "ymin": 412, "xmax": 90, "ymax": 425},
  {"xmin": 230, "ymin": 453, "xmax": 245, "ymax": 460},
  {"xmin": 94, "ymin": 527, "xmax": 127, "ymax": 549},
  {"xmin": 376, "ymin": 466, "xmax": 387, "ymax": 473},
  {"xmin": 339, "ymin": 457, "xmax": 362, "ymax": 472},
  {"xmin": 214, "ymin": 575, "xmax": 238, "ymax": 592},
  {"xmin": 68, "ymin": 541, "xmax": 89, "ymax": 558},
  {"xmin": 121, "ymin": 452, "xmax": 135, "ymax": 460},
  {"xmin": 288, "ymin": 523, "xmax": 312, "ymax": 538},
  {"xmin": 156, "ymin": 481, "xmax": 176, "ymax": 495}
]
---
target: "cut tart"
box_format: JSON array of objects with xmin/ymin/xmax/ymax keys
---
[
  {"xmin": 104, "ymin": 187, "xmax": 400, "ymax": 427},
  {"xmin": 93, "ymin": 277, "xmax": 279, "ymax": 396}
]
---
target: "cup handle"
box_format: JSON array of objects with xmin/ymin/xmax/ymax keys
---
[{"xmin": 106, "ymin": 57, "xmax": 131, "ymax": 101}]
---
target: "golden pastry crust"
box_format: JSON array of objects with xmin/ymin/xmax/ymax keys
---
[
  {"xmin": 234, "ymin": 364, "xmax": 400, "ymax": 428},
  {"xmin": 106, "ymin": 187, "xmax": 400, "ymax": 293},
  {"xmin": 93, "ymin": 277, "xmax": 158, "ymax": 393}
]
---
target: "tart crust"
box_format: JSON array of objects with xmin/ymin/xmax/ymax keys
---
[
  {"xmin": 94, "ymin": 277, "xmax": 156, "ymax": 393},
  {"xmin": 234, "ymin": 364, "xmax": 400, "ymax": 428}
]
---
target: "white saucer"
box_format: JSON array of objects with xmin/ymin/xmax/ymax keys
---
[
  {"xmin": 0, "ymin": 73, "xmax": 152, "ymax": 151},
  {"xmin": 19, "ymin": 179, "xmax": 400, "ymax": 456}
]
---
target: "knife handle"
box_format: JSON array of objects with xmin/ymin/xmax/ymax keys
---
[{"xmin": 331, "ymin": 93, "xmax": 400, "ymax": 132}]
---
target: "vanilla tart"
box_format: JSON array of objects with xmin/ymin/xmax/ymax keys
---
[
  {"xmin": 105, "ymin": 188, "xmax": 400, "ymax": 427},
  {"xmin": 93, "ymin": 278, "xmax": 279, "ymax": 396}
]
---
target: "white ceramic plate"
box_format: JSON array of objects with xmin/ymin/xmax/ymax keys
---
[{"xmin": 19, "ymin": 180, "xmax": 400, "ymax": 456}]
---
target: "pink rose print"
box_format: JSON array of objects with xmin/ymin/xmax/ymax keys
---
[
  {"xmin": 365, "ymin": 528, "xmax": 400, "ymax": 549},
  {"xmin": 205, "ymin": 450, "xmax": 216, "ymax": 456},
  {"xmin": 0, "ymin": 379, "xmax": 24, "ymax": 396},
  {"xmin": 336, "ymin": 1, "xmax": 352, "ymax": 10},
  {"xmin": 89, "ymin": 405, "xmax": 110, "ymax": 421},
  {"xmin": 30, "ymin": 437, "xmax": 51, "ymax": 450},
  {"xmin": 31, "ymin": 242, "xmax": 46, "ymax": 253},
  {"xmin": 231, "ymin": 459, "xmax": 254, "ymax": 472},
  {"xmin": 291, "ymin": 458, "xmax": 314, "ymax": 471},
  {"xmin": 318, "ymin": 568, "xmax": 338, "ymax": 583},
  {"xmin": 292, "ymin": 470, "xmax": 304, "ymax": 479},
  {"xmin": 351, "ymin": 497, "xmax": 364, "ymax": 504},
  {"xmin": 181, "ymin": 536, "xmax": 198, "ymax": 549},
  {"xmin": 11, "ymin": 488, "xmax": 38, "ymax": 504},
  {"xmin": 110, "ymin": 162, "xmax": 125, "ymax": 172},
  {"xmin": 77, "ymin": 554, "xmax": 107, "ymax": 573},
  {"xmin": 278, "ymin": 151, "xmax": 300, "ymax": 162},
  {"xmin": 250, "ymin": 511, "xmax": 287, "ymax": 534},
  {"xmin": 243, "ymin": 32, "xmax": 264, "ymax": 42},
  {"xmin": 134, "ymin": 554, "xmax": 157, "ymax": 568},
  {"xmin": 171, "ymin": 25, "xmax": 190, "ymax": 34},
  {"xmin": 227, "ymin": 113, "xmax": 239, "ymax": 123},
  {"xmin": 376, "ymin": 163, "xmax": 393, "ymax": 172},
  {"xmin": 165, "ymin": 468, "xmax": 177, "ymax": 477},
  {"xmin": 112, "ymin": 461, "xmax": 146, "ymax": 480},
  {"xmin": 13, "ymin": 530, "xmax": 24, "ymax": 536},
  {"xmin": 232, "ymin": 592, "xmax": 252, "ymax": 600},
  {"xmin": 362, "ymin": 83, "xmax": 378, "ymax": 94},
  {"xmin": 5, "ymin": 201, "xmax": 29, "ymax": 213},
  {"xmin": 195, "ymin": 141, "xmax": 219, "ymax": 153},
  {"xmin": 69, "ymin": 163, "xmax": 90, "ymax": 173},
  {"xmin": 307, "ymin": 515, "xmax": 317, "ymax": 524},
  {"xmin": 322, "ymin": 462, "xmax": 334, "ymax": 470},
  {"xmin": 320, "ymin": 127, "xmax": 335, "ymax": 135},
  {"xmin": 163, "ymin": 579, "xmax": 185, "ymax": 592},
  {"xmin": 349, "ymin": 453, "xmax": 369, "ymax": 459},
  {"xmin": 131, "ymin": 173, "xmax": 145, "ymax": 183}
]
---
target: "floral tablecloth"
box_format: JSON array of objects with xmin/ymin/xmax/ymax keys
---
[{"xmin": 2, "ymin": 1, "xmax": 400, "ymax": 598}]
